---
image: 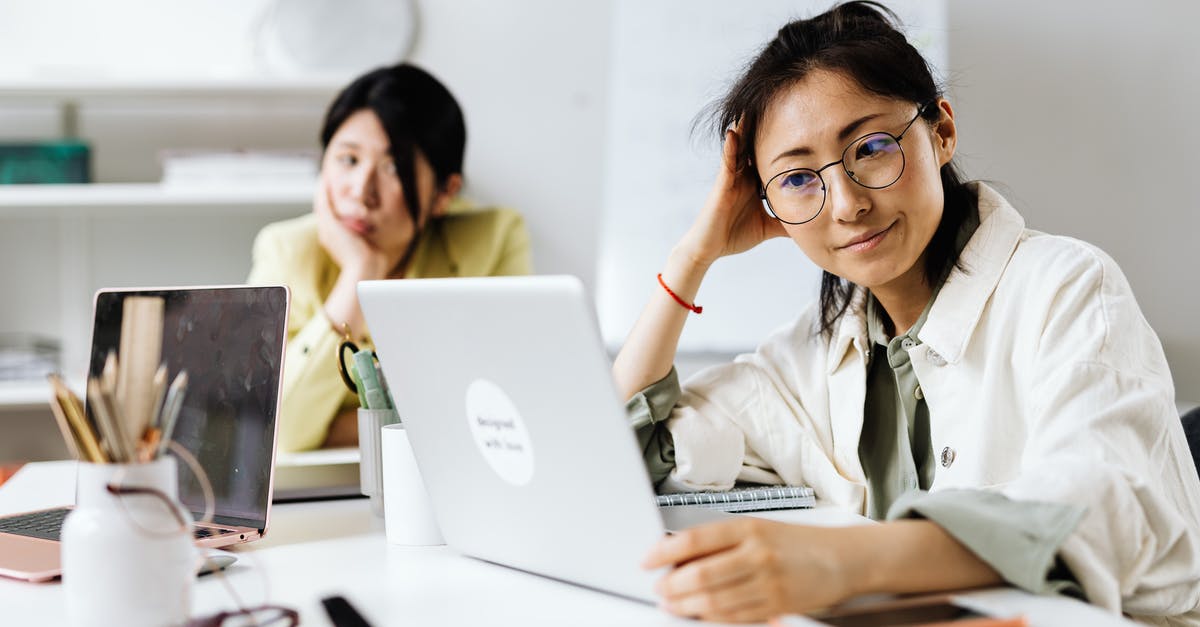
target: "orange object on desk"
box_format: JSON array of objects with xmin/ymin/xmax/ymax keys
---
[
  {"xmin": 0, "ymin": 463, "xmax": 24, "ymax": 487},
  {"xmin": 922, "ymin": 617, "xmax": 1027, "ymax": 627}
]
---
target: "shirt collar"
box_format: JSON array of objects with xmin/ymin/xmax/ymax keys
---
[
  {"xmin": 826, "ymin": 182, "xmax": 1024, "ymax": 372},
  {"xmin": 827, "ymin": 287, "xmax": 868, "ymax": 374},
  {"xmin": 865, "ymin": 295, "xmax": 890, "ymax": 347},
  {"xmin": 865, "ymin": 284, "xmax": 939, "ymax": 348},
  {"xmin": 917, "ymin": 182, "xmax": 1025, "ymax": 364}
]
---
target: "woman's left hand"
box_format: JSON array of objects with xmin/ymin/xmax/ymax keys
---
[{"xmin": 643, "ymin": 518, "xmax": 861, "ymax": 623}]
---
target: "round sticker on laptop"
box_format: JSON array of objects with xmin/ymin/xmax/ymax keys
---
[{"xmin": 464, "ymin": 379, "xmax": 535, "ymax": 486}]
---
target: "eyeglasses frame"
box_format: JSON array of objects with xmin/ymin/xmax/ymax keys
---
[
  {"xmin": 759, "ymin": 101, "xmax": 935, "ymax": 225},
  {"xmin": 186, "ymin": 604, "xmax": 299, "ymax": 627},
  {"xmin": 105, "ymin": 482, "xmax": 189, "ymax": 532}
]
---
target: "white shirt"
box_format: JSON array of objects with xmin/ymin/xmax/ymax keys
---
[{"xmin": 661, "ymin": 183, "xmax": 1200, "ymax": 623}]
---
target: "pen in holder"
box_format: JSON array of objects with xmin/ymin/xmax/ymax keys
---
[{"xmin": 338, "ymin": 332, "xmax": 399, "ymax": 517}]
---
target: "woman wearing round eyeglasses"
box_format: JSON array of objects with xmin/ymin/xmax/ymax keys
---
[{"xmin": 613, "ymin": 2, "xmax": 1200, "ymax": 624}]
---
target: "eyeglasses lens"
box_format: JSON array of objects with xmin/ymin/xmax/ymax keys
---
[{"xmin": 764, "ymin": 132, "xmax": 905, "ymax": 224}]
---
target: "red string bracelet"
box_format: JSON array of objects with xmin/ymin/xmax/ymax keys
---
[{"xmin": 657, "ymin": 273, "xmax": 703, "ymax": 314}]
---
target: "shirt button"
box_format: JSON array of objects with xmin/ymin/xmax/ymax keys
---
[
  {"xmin": 901, "ymin": 338, "xmax": 916, "ymax": 350},
  {"xmin": 927, "ymin": 349, "xmax": 946, "ymax": 366},
  {"xmin": 914, "ymin": 385, "xmax": 924, "ymax": 400},
  {"xmin": 940, "ymin": 446, "xmax": 956, "ymax": 468}
]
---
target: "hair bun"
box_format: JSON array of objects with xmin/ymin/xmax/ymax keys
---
[{"xmin": 826, "ymin": 1, "xmax": 902, "ymax": 29}]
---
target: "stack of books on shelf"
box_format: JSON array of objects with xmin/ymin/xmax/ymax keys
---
[
  {"xmin": 0, "ymin": 141, "xmax": 90, "ymax": 184},
  {"xmin": 159, "ymin": 149, "xmax": 318, "ymax": 187},
  {"xmin": 0, "ymin": 334, "xmax": 59, "ymax": 382}
]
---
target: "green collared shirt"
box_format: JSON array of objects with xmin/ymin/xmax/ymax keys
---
[{"xmin": 860, "ymin": 290, "xmax": 937, "ymax": 520}]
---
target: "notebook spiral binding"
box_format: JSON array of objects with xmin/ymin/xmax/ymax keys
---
[{"xmin": 655, "ymin": 485, "xmax": 815, "ymax": 513}]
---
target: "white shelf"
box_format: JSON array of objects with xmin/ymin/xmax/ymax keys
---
[
  {"xmin": 0, "ymin": 182, "xmax": 313, "ymax": 216},
  {"xmin": 276, "ymin": 447, "xmax": 359, "ymax": 467},
  {"xmin": 0, "ymin": 76, "xmax": 345, "ymax": 98},
  {"xmin": 0, "ymin": 77, "xmax": 324, "ymax": 415},
  {"xmin": 0, "ymin": 380, "xmax": 83, "ymax": 409}
]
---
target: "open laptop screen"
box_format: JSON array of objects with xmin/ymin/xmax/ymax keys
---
[{"xmin": 87, "ymin": 286, "xmax": 288, "ymax": 529}]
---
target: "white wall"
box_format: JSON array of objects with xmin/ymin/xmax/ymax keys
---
[
  {"xmin": 946, "ymin": 1, "xmax": 1200, "ymax": 401},
  {"xmin": 0, "ymin": 0, "xmax": 270, "ymax": 80},
  {"xmin": 415, "ymin": 0, "xmax": 1200, "ymax": 401},
  {"xmin": 0, "ymin": 0, "xmax": 611, "ymax": 285},
  {"xmin": 407, "ymin": 0, "xmax": 611, "ymax": 287},
  {"xmin": 0, "ymin": 0, "xmax": 1195, "ymax": 403}
]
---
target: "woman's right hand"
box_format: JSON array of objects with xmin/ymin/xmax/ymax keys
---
[
  {"xmin": 314, "ymin": 175, "xmax": 388, "ymax": 339},
  {"xmin": 612, "ymin": 125, "xmax": 787, "ymax": 398},
  {"xmin": 676, "ymin": 125, "xmax": 788, "ymax": 268},
  {"xmin": 313, "ymin": 176, "xmax": 390, "ymax": 282}
]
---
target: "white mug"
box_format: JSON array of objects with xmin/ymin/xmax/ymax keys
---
[
  {"xmin": 358, "ymin": 408, "xmax": 398, "ymax": 517},
  {"xmin": 62, "ymin": 457, "xmax": 196, "ymax": 627},
  {"xmin": 380, "ymin": 423, "xmax": 444, "ymax": 546}
]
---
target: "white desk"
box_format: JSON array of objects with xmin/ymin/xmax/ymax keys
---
[{"xmin": 0, "ymin": 462, "xmax": 1134, "ymax": 626}]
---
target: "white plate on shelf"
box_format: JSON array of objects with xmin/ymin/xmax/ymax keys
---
[{"xmin": 256, "ymin": 0, "xmax": 417, "ymax": 76}]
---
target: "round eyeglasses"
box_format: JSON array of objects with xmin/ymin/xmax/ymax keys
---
[{"xmin": 760, "ymin": 102, "xmax": 931, "ymax": 225}]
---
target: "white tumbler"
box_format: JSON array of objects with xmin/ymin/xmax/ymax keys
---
[
  {"xmin": 380, "ymin": 423, "xmax": 444, "ymax": 546},
  {"xmin": 359, "ymin": 407, "xmax": 399, "ymax": 517}
]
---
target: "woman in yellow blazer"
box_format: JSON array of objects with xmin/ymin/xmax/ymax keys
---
[{"xmin": 248, "ymin": 64, "xmax": 532, "ymax": 452}]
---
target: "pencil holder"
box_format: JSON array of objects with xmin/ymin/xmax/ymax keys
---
[
  {"xmin": 358, "ymin": 407, "xmax": 400, "ymax": 517},
  {"xmin": 62, "ymin": 458, "xmax": 195, "ymax": 627}
]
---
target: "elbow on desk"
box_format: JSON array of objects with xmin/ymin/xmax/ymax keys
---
[{"xmin": 276, "ymin": 404, "xmax": 337, "ymax": 454}]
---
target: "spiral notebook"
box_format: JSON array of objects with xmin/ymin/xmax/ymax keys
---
[{"xmin": 656, "ymin": 485, "xmax": 815, "ymax": 513}]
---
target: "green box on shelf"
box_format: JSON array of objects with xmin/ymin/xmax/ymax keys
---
[{"xmin": 0, "ymin": 141, "xmax": 91, "ymax": 184}]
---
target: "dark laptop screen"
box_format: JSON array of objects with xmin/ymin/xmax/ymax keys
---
[{"xmin": 87, "ymin": 286, "xmax": 288, "ymax": 529}]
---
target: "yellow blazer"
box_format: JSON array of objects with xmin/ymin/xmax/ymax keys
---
[{"xmin": 248, "ymin": 206, "xmax": 532, "ymax": 451}]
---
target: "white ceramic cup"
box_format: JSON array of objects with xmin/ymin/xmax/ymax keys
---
[
  {"xmin": 358, "ymin": 408, "xmax": 398, "ymax": 517},
  {"xmin": 62, "ymin": 458, "xmax": 196, "ymax": 627},
  {"xmin": 380, "ymin": 423, "xmax": 444, "ymax": 546}
]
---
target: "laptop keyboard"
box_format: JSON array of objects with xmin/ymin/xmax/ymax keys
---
[
  {"xmin": 193, "ymin": 526, "xmax": 233, "ymax": 539},
  {"xmin": 0, "ymin": 508, "xmax": 69, "ymax": 541},
  {"xmin": 0, "ymin": 507, "xmax": 237, "ymax": 542}
]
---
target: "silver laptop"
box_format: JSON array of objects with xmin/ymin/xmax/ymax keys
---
[
  {"xmin": 359, "ymin": 275, "xmax": 726, "ymax": 603},
  {"xmin": 0, "ymin": 285, "xmax": 289, "ymax": 582}
]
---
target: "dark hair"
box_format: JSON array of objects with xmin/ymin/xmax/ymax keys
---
[
  {"xmin": 320, "ymin": 63, "xmax": 466, "ymax": 238},
  {"xmin": 713, "ymin": 1, "xmax": 976, "ymax": 337}
]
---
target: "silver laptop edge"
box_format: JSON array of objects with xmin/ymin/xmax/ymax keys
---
[{"xmin": 359, "ymin": 275, "xmax": 671, "ymax": 602}]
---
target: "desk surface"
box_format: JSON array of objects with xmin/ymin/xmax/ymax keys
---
[{"xmin": 0, "ymin": 461, "xmax": 1133, "ymax": 626}]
